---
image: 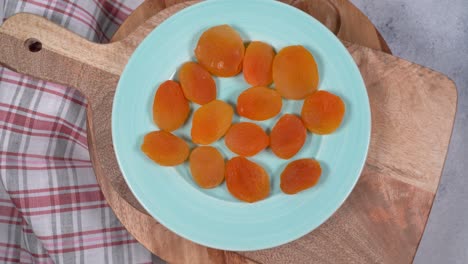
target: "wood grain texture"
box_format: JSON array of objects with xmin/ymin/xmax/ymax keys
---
[
  {"xmin": 0, "ymin": 2, "xmax": 457, "ymax": 264},
  {"xmin": 331, "ymin": 0, "xmax": 392, "ymax": 53}
]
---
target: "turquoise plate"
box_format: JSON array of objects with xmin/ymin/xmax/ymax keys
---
[{"xmin": 113, "ymin": 0, "xmax": 370, "ymax": 251}]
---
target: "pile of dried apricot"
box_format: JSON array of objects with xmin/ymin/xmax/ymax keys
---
[{"xmin": 141, "ymin": 25, "xmax": 346, "ymax": 203}]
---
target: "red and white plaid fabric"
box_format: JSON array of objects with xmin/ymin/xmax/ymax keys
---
[{"xmin": 0, "ymin": 0, "xmax": 161, "ymax": 263}]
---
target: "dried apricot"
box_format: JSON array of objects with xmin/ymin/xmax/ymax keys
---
[
  {"xmin": 195, "ymin": 25, "xmax": 245, "ymax": 77},
  {"xmin": 191, "ymin": 100, "xmax": 234, "ymax": 145},
  {"xmin": 153, "ymin": 80, "xmax": 190, "ymax": 132},
  {"xmin": 237, "ymin": 86, "xmax": 282, "ymax": 121},
  {"xmin": 270, "ymin": 114, "xmax": 307, "ymax": 159},
  {"xmin": 189, "ymin": 146, "xmax": 225, "ymax": 189},
  {"xmin": 141, "ymin": 131, "xmax": 189, "ymax": 166},
  {"xmin": 301, "ymin": 90, "xmax": 345, "ymax": 134},
  {"xmin": 224, "ymin": 122, "xmax": 269, "ymax": 157},
  {"xmin": 243, "ymin": 41, "xmax": 275, "ymax": 86},
  {"xmin": 280, "ymin": 159, "xmax": 322, "ymax": 194},
  {"xmin": 225, "ymin": 157, "xmax": 270, "ymax": 203},
  {"xmin": 179, "ymin": 62, "xmax": 217, "ymax": 105},
  {"xmin": 272, "ymin": 45, "xmax": 319, "ymax": 99}
]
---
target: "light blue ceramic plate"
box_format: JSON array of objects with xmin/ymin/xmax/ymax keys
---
[{"xmin": 113, "ymin": 0, "xmax": 370, "ymax": 251}]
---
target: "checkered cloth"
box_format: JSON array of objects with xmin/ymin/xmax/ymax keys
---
[{"xmin": 0, "ymin": 0, "xmax": 161, "ymax": 263}]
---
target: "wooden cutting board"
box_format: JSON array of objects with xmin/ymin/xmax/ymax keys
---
[{"xmin": 0, "ymin": 2, "xmax": 457, "ymax": 264}]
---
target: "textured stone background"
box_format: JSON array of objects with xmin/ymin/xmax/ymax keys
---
[{"xmin": 351, "ymin": 0, "xmax": 468, "ymax": 263}]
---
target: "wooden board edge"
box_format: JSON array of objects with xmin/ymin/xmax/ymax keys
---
[{"xmin": 411, "ymin": 76, "xmax": 458, "ymax": 262}]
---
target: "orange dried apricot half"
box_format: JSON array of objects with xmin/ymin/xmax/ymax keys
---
[
  {"xmin": 243, "ymin": 41, "xmax": 275, "ymax": 86},
  {"xmin": 195, "ymin": 25, "xmax": 245, "ymax": 77},
  {"xmin": 189, "ymin": 146, "xmax": 225, "ymax": 189},
  {"xmin": 191, "ymin": 100, "xmax": 234, "ymax": 145},
  {"xmin": 270, "ymin": 114, "xmax": 307, "ymax": 159},
  {"xmin": 179, "ymin": 62, "xmax": 217, "ymax": 105},
  {"xmin": 301, "ymin": 90, "xmax": 345, "ymax": 135},
  {"xmin": 272, "ymin": 45, "xmax": 319, "ymax": 100},
  {"xmin": 236, "ymin": 86, "xmax": 282, "ymax": 121},
  {"xmin": 141, "ymin": 131, "xmax": 189, "ymax": 166},
  {"xmin": 280, "ymin": 159, "xmax": 322, "ymax": 194},
  {"xmin": 225, "ymin": 157, "xmax": 270, "ymax": 203},
  {"xmin": 224, "ymin": 122, "xmax": 269, "ymax": 157},
  {"xmin": 153, "ymin": 80, "xmax": 190, "ymax": 132}
]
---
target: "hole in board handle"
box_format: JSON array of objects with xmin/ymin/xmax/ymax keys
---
[{"xmin": 24, "ymin": 38, "xmax": 42, "ymax": 52}]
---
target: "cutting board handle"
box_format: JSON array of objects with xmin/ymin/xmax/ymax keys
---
[{"xmin": 0, "ymin": 13, "xmax": 131, "ymax": 97}]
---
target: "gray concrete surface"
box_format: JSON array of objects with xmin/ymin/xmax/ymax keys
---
[{"xmin": 350, "ymin": 0, "xmax": 468, "ymax": 263}]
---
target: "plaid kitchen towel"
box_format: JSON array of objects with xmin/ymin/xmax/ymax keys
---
[{"xmin": 0, "ymin": 0, "xmax": 162, "ymax": 263}]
